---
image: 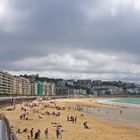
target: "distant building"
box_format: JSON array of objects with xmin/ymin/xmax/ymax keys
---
[
  {"xmin": 47, "ymin": 83, "xmax": 56, "ymax": 96},
  {"xmin": 37, "ymin": 81, "xmax": 43, "ymax": 96},
  {"xmin": 13, "ymin": 76, "xmax": 30, "ymax": 95},
  {"xmin": 56, "ymin": 87, "xmax": 68, "ymax": 95},
  {"xmin": 56, "ymin": 87, "xmax": 87, "ymax": 96},
  {"xmin": 65, "ymin": 80, "xmax": 74, "ymax": 86},
  {"xmin": 34, "ymin": 82, "xmax": 38, "ymax": 95},
  {"xmin": 13, "ymin": 76, "xmax": 21, "ymax": 95},
  {"xmin": 42, "ymin": 81, "xmax": 47, "ymax": 96},
  {"xmin": 30, "ymin": 82, "xmax": 35, "ymax": 96},
  {"xmin": 57, "ymin": 80, "xmax": 65, "ymax": 87},
  {"xmin": 1, "ymin": 70, "xmax": 140, "ymax": 97},
  {"xmin": 21, "ymin": 77, "xmax": 30, "ymax": 95},
  {"xmin": 77, "ymin": 80, "xmax": 92, "ymax": 89},
  {"xmin": 73, "ymin": 89, "xmax": 87, "ymax": 95},
  {"xmin": 0, "ymin": 71, "xmax": 14, "ymax": 95}
]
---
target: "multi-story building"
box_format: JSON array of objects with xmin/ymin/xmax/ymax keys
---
[
  {"xmin": 73, "ymin": 88, "xmax": 87, "ymax": 95},
  {"xmin": 13, "ymin": 76, "xmax": 30, "ymax": 95},
  {"xmin": 65, "ymin": 80, "xmax": 74, "ymax": 86},
  {"xmin": 34, "ymin": 82, "xmax": 38, "ymax": 95},
  {"xmin": 0, "ymin": 71, "xmax": 14, "ymax": 95},
  {"xmin": 30, "ymin": 82, "xmax": 35, "ymax": 96},
  {"xmin": 42, "ymin": 81, "xmax": 47, "ymax": 96},
  {"xmin": 57, "ymin": 80, "xmax": 65, "ymax": 87},
  {"xmin": 56, "ymin": 87, "xmax": 68, "ymax": 95},
  {"xmin": 30, "ymin": 82, "xmax": 39, "ymax": 96},
  {"xmin": 77, "ymin": 80, "xmax": 92, "ymax": 89},
  {"xmin": 13, "ymin": 76, "xmax": 21, "ymax": 95},
  {"xmin": 30, "ymin": 81, "xmax": 49, "ymax": 96},
  {"xmin": 21, "ymin": 77, "xmax": 30, "ymax": 95},
  {"xmin": 37, "ymin": 81, "xmax": 43, "ymax": 96},
  {"xmin": 46, "ymin": 83, "xmax": 56, "ymax": 96},
  {"xmin": 51, "ymin": 83, "xmax": 56, "ymax": 95}
]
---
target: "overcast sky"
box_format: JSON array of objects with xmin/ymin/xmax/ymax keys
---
[{"xmin": 1, "ymin": 0, "xmax": 140, "ymax": 81}]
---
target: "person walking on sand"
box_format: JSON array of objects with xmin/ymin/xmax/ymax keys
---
[
  {"xmin": 30, "ymin": 128, "xmax": 34, "ymax": 138},
  {"xmin": 59, "ymin": 127, "xmax": 63, "ymax": 138},
  {"xmin": 56, "ymin": 127, "xmax": 59, "ymax": 138},
  {"xmin": 34, "ymin": 129, "xmax": 41, "ymax": 139},
  {"xmin": 67, "ymin": 115, "xmax": 69, "ymax": 122},
  {"xmin": 74, "ymin": 116, "xmax": 77, "ymax": 123},
  {"xmin": 37, "ymin": 129, "xmax": 41, "ymax": 138},
  {"xmin": 45, "ymin": 128, "xmax": 48, "ymax": 139},
  {"xmin": 56, "ymin": 127, "xmax": 62, "ymax": 138},
  {"xmin": 34, "ymin": 132, "xmax": 39, "ymax": 139}
]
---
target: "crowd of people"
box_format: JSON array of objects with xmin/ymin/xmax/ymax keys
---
[{"xmin": 11, "ymin": 99, "xmax": 91, "ymax": 139}]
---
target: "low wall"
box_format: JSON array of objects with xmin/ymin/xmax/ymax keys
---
[{"xmin": 0, "ymin": 97, "xmax": 37, "ymax": 108}]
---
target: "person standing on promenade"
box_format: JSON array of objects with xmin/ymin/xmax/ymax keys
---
[{"xmin": 11, "ymin": 97, "xmax": 14, "ymax": 106}]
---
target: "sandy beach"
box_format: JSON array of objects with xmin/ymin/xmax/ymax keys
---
[{"xmin": 1, "ymin": 98, "xmax": 140, "ymax": 140}]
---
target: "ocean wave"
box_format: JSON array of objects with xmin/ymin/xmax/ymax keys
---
[{"xmin": 92, "ymin": 99, "xmax": 140, "ymax": 108}]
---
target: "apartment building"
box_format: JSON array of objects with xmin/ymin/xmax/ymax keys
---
[
  {"xmin": 46, "ymin": 83, "xmax": 56, "ymax": 96},
  {"xmin": 0, "ymin": 71, "xmax": 14, "ymax": 95},
  {"xmin": 0, "ymin": 70, "xmax": 55, "ymax": 96},
  {"xmin": 13, "ymin": 76, "xmax": 30, "ymax": 95},
  {"xmin": 37, "ymin": 81, "xmax": 43, "ymax": 96},
  {"xmin": 77, "ymin": 80, "xmax": 92, "ymax": 89},
  {"xmin": 13, "ymin": 76, "xmax": 21, "ymax": 95},
  {"xmin": 30, "ymin": 81, "xmax": 55, "ymax": 96},
  {"xmin": 21, "ymin": 77, "xmax": 30, "ymax": 95},
  {"xmin": 30, "ymin": 82, "xmax": 36, "ymax": 96},
  {"xmin": 42, "ymin": 81, "xmax": 47, "ymax": 96}
]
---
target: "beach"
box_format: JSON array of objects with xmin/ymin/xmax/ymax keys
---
[{"xmin": 1, "ymin": 98, "xmax": 140, "ymax": 140}]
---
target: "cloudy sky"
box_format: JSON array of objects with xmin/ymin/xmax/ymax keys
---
[{"xmin": 1, "ymin": 0, "xmax": 140, "ymax": 81}]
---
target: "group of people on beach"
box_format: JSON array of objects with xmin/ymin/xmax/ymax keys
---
[
  {"xmin": 67, "ymin": 115, "xmax": 77, "ymax": 123},
  {"xmin": 29, "ymin": 128, "xmax": 46, "ymax": 139},
  {"xmin": 15, "ymin": 100, "xmax": 65, "ymax": 139},
  {"xmin": 16, "ymin": 124, "xmax": 63, "ymax": 139},
  {"xmin": 14, "ymin": 99, "xmax": 91, "ymax": 139}
]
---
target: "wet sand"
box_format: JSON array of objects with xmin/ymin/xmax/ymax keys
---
[
  {"xmin": 83, "ymin": 106, "xmax": 140, "ymax": 128},
  {"xmin": 1, "ymin": 98, "xmax": 140, "ymax": 140}
]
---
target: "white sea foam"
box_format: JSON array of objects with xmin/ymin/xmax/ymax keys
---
[{"xmin": 92, "ymin": 98, "xmax": 140, "ymax": 108}]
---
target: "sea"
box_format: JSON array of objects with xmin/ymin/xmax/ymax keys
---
[
  {"xmin": 111, "ymin": 98, "xmax": 140, "ymax": 106},
  {"xmin": 94, "ymin": 98, "xmax": 140, "ymax": 108}
]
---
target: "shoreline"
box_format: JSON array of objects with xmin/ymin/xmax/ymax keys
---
[
  {"xmin": 84, "ymin": 106, "xmax": 140, "ymax": 129},
  {"xmin": 57, "ymin": 98, "xmax": 140, "ymax": 129},
  {"xmin": 92, "ymin": 98, "xmax": 140, "ymax": 109}
]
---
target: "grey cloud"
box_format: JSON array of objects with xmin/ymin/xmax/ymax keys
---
[
  {"xmin": 1, "ymin": 0, "xmax": 140, "ymax": 53},
  {"xmin": 0, "ymin": 0, "xmax": 140, "ymax": 81}
]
